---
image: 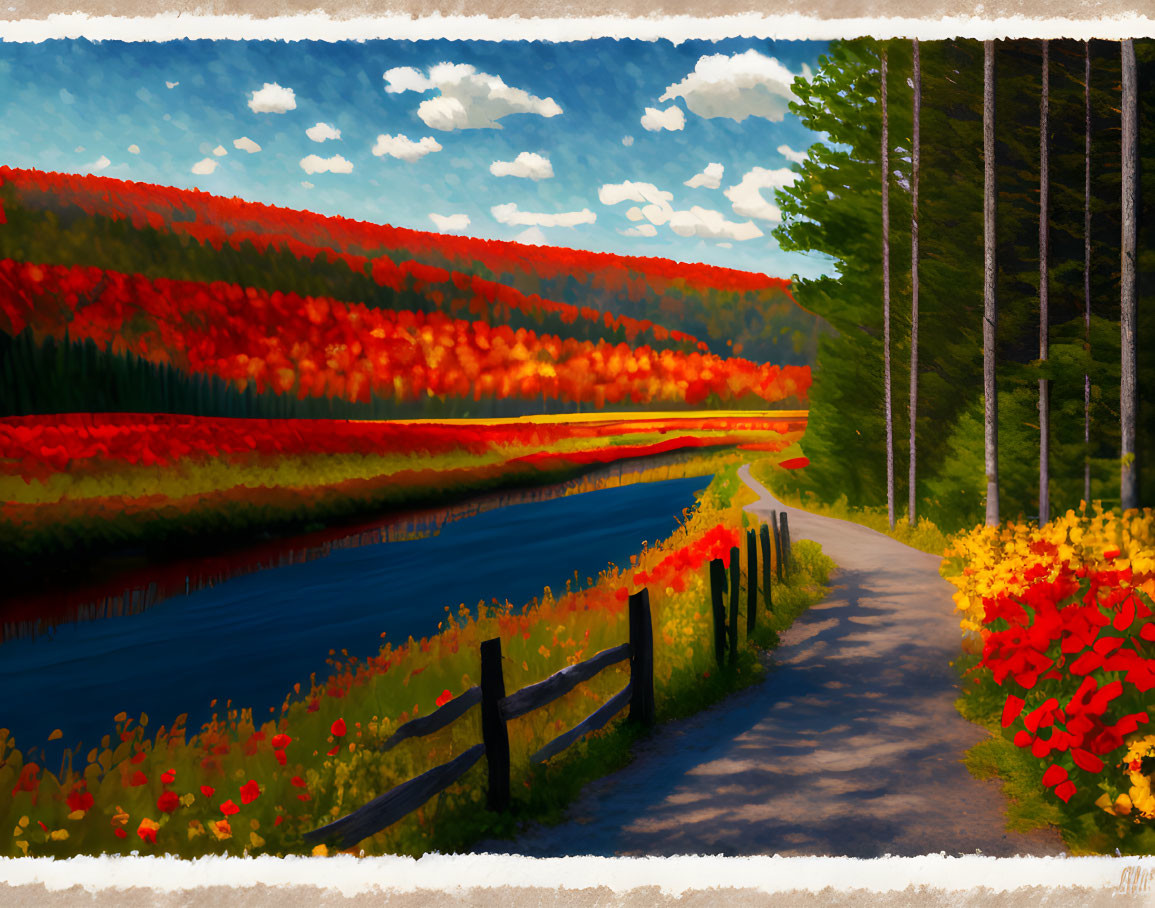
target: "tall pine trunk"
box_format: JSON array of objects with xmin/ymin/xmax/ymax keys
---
[
  {"xmin": 1084, "ymin": 40, "xmax": 1092, "ymax": 506},
  {"xmin": 909, "ymin": 38, "xmax": 921, "ymax": 528},
  {"xmin": 1039, "ymin": 40, "xmax": 1050, "ymax": 525},
  {"xmin": 881, "ymin": 45, "xmax": 895, "ymax": 530},
  {"xmin": 984, "ymin": 40, "xmax": 1000, "ymax": 526},
  {"xmin": 1121, "ymin": 39, "xmax": 1138, "ymax": 510}
]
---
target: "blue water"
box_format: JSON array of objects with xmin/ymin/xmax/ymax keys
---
[{"xmin": 0, "ymin": 475, "xmax": 704, "ymax": 758}]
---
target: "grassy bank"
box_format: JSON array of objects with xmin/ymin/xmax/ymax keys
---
[
  {"xmin": 1, "ymin": 412, "xmax": 805, "ymax": 572},
  {"xmin": 748, "ymin": 444, "xmax": 953, "ymax": 556}
]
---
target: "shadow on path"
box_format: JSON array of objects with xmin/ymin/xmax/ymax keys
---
[{"xmin": 478, "ymin": 466, "xmax": 1065, "ymax": 857}]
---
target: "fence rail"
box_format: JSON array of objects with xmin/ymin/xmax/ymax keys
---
[
  {"xmin": 304, "ymin": 589, "xmax": 655, "ymax": 850},
  {"xmin": 304, "ymin": 515, "xmax": 788, "ymax": 851}
]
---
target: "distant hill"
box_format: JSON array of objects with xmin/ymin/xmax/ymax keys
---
[{"xmin": 0, "ymin": 168, "xmax": 818, "ymax": 419}]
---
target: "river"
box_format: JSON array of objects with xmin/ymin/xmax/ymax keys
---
[{"xmin": 0, "ymin": 470, "xmax": 708, "ymax": 762}]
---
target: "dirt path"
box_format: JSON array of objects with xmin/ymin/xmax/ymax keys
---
[{"xmin": 481, "ymin": 465, "xmax": 1065, "ymax": 857}]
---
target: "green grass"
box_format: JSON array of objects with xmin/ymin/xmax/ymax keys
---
[
  {"xmin": 749, "ymin": 447, "xmax": 953, "ymax": 557},
  {"xmin": 953, "ymin": 655, "xmax": 1067, "ymax": 841}
]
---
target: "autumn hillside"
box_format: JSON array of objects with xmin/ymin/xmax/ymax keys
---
[{"xmin": 0, "ymin": 168, "xmax": 816, "ymax": 420}]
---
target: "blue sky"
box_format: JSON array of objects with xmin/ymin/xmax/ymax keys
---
[{"xmin": 0, "ymin": 38, "xmax": 832, "ymax": 279}]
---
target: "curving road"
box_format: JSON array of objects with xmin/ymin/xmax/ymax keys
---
[{"xmin": 484, "ymin": 465, "xmax": 1065, "ymax": 857}]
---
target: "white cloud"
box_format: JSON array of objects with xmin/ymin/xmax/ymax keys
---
[
  {"xmin": 384, "ymin": 63, "xmax": 562, "ymax": 131},
  {"xmin": 165, "ymin": 81, "xmax": 179, "ymax": 89},
  {"xmin": 382, "ymin": 66, "xmax": 435, "ymax": 94},
  {"xmin": 778, "ymin": 143, "xmax": 809, "ymax": 164},
  {"xmin": 248, "ymin": 82, "xmax": 296, "ymax": 114},
  {"xmin": 685, "ymin": 162, "xmax": 724, "ymax": 190},
  {"xmin": 307, "ymin": 122, "xmax": 342, "ymax": 143},
  {"xmin": 491, "ymin": 202, "xmax": 595, "ymax": 229},
  {"xmin": 622, "ymin": 136, "xmax": 634, "ymax": 147},
  {"xmin": 191, "ymin": 157, "xmax": 218, "ymax": 175},
  {"xmin": 724, "ymin": 167, "xmax": 798, "ymax": 222},
  {"xmin": 299, "ymin": 154, "xmax": 354, "ymax": 175},
  {"xmin": 233, "ymin": 136, "xmax": 261, "ymax": 154},
  {"xmin": 669, "ymin": 207, "xmax": 764, "ymax": 241},
  {"xmin": 429, "ymin": 213, "xmax": 472, "ymax": 232},
  {"xmin": 490, "ymin": 151, "xmax": 553, "ymax": 180},
  {"xmin": 127, "ymin": 144, "xmax": 140, "ymax": 155},
  {"xmin": 600, "ymin": 178, "xmax": 762, "ymax": 243},
  {"xmin": 74, "ymin": 146, "xmax": 85, "ymax": 153},
  {"xmin": 640, "ymin": 105, "xmax": 685, "ymax": 132},
  {"xmin": 301, "ymin": 181, "xmax": 314, "ymax": 189},
  {"xmin": 598, "ymin": 181, "xmax": 677, "ymax": 226},
  {"xmin": 212, "ymin": 145, "xmax": 228, "ymax": 157},
  {"xmin": 660, "ymin": 50, "xmax": 811, "ymax": 123},
  {"xmin": 514, "ymin": 226, "xmax": 548, "ymax": 245},
  {"xmin": 371, "ymin": 133, "xmax": 442, "ymax": 162},
  {"xmin": 88, "ymin": 154, "xmax": 111, "ymax": 171}
]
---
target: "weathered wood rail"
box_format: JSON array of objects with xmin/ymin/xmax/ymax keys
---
[
  {"xmin": 304, "ymin": 514, "xmax": 789, "ymax": 850},
  {"xmin": 304, "ymin": 589, "xmax": 655, "ymax": 851}
]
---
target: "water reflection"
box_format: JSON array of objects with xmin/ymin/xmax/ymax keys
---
[{"xmin": 2, "ymin": 447, "xmax": 732, "ymax": 645}]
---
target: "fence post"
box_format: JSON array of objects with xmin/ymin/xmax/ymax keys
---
[
  {"xmin": 709, "ymin": 558, "xmax": 726, "ymax": 668},
  {"xmin": 479, "ymin": 637, "xmax": 510, "ymax": 812},
  {"xmin": 759, "ymin": 522, "xmax": 774, "ymax": 618},
  {"xmin": 728, "ymin": 546, "xmax": 740, "ymax": 664},
  {"xmin": 779, "ymin": 512, "xmax": 792, "ymax": 577},
  {"xmin": 771, "ymin": 509, "xmax": 784, "ymax": 583},
  {"xmin": 628, "ymin": 588, "xmax": 655, "ymax": 726},
  {"xmin": 746, "ymin": 528, "xmax": 758, "ymax": 635}
]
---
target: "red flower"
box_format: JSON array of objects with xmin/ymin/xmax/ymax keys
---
[
  {"xmin": 274, "ymin": 749, "xmax": 287, "ymax": 766},
  {"xmin": 330, "ymin": 718, "xmax": 346, "ymax": 737},
  {"xmin": 274, "ymin": 815, "xmax": 285, "ymax": 827},
  {"xmin": 291, "ymin": 776, "xmax": 307, "ymax": 788},
  {"xmin": 160, "ymin": 769, "xmax": 176, "ymax": 785},
  {"xmin": 114, "ymin": 828, "xmax": 128, "ymax": 839},
  {"xmin": 219, "ymin": 799, "xmax": 240, "ymax": 816},
  {"xmin": 66, "ymin": 788, "xmax": 94, "ymax": 813},
  {"xmin": 435, "ymin": 689, "xmax": 453, "ymax": 708},
  {"xmin": 157, "ymin": 791, "xmax": 180, "ymax": 814},
  {"xmin": 137, "ymin": 819, "xmax": 159, "ymax": 844},
  {"xmin": 1041, "ymin": 764, "xmax": 1068, "ymax": 788},
  {"xmin": 240, "ymin": 780, "xmax": 261, "ymax": 805},
  {"xmin": 327, "ymin": 745, "xmax": 341, "ymax": 756},
  {"xmin": 128, "ymin": 770, "xmax": 148, "ymax": 787},
  {"xmin": 1054, "ymin": 780, "xmax": 1077, "ymax": 802},
  {"xmin": 271, "ymin": 734, "xmax": 291, "ymax": 749},
  {"xmin": 1000, "ymin": 695, "xmax": 1025, "ymax": 728},
  {"xmin": 200, "ymin": 785, "xmax": 215, "ymax": 798}
]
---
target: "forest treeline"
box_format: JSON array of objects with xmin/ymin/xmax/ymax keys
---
[{"xmin": 775, "ymin": 38, "xmax": 1154, "ymax": 530}]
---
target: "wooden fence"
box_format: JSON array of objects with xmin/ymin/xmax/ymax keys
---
[
  {"xmin": 708, "ymin": 511, "xmax": 792, "ymax": 667},
  {"xmin": 303, "ymin": 512, "xmax": 791, "ymax": 851},
  {"xmin": 303, "ymin": 589, "xmax": 654, "ymax": 851}
]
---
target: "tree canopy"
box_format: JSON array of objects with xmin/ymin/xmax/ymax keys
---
[{"xmin": 775, "ymin": 38, "xmax": 1155, "ymax": 529}]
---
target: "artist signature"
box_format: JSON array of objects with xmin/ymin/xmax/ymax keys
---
[{"xmin": 1116, "ymin": 863, "xmax": 1153, "ymax": 896}]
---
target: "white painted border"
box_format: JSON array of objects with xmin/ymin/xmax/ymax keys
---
[
  {"xmin": 1, "ymin": 11, "xmax": 1153, "ymax": 898},
  {"xmin": 0, "ymin": 853, "xmax": 1153, "ymax": 895},
  {"xmin": 0, "ymin": 13, "xmax": 1152, "ymax": 42}
]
